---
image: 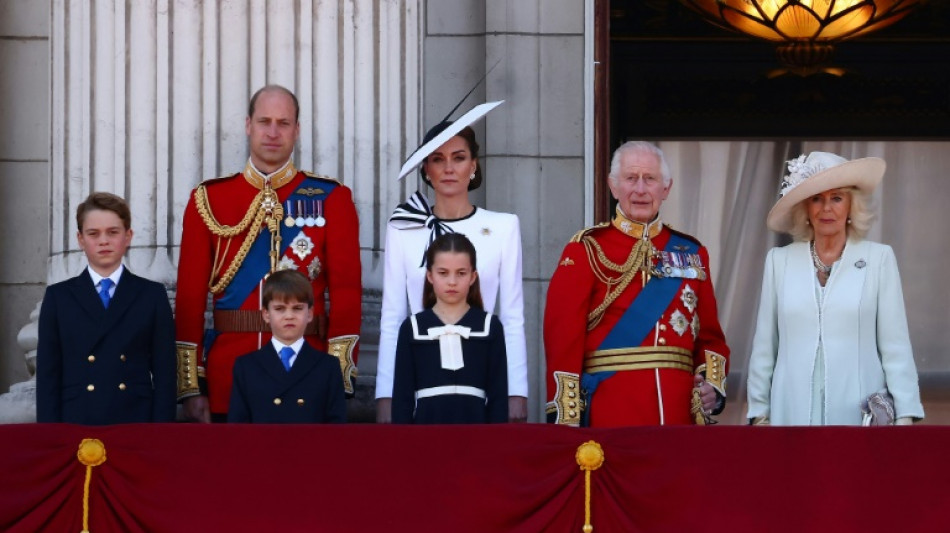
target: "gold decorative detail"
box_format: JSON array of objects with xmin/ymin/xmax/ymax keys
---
[
  {"xmin": 194, "ymin": 178, "xmax": 285, "ymax": 294},
  {"xmin": 583, "ymin": 346, "xmax": 693, "ymax": 374},
  {"xmin": 701, "ymin": 350, "xmax": 727, "ymax": 396},
  {"xmin": 243, "ymin": 160, "xmax": 297, "ymax": 190},
  {"xmin": 295, "ymin": 186, "xmax": 325, "ymax": 197},
  {"xmin": 274, "ymin": 398, "xmax": 282, "ymax": 405},
  {"xmin": 176, "ymin": 342, "xmax": 200, "ymax": 399},
  {"xmin": 559, "ymin": 257, "xmax": 575, "ymax": 267},
  {"xmin": 582, "ymin": 234, "xmax": 654, "ymax": 330},
  {"xmin": 77, "ymin": 438, "xmax": 107, "ymax": 533},
  {"xmin": 328, "ymin": 334, "xmax": 359, "ymax": 396},
  {"xmin": 481, "ymin": 227, "xmax": 491, "ymax": 235},
  {"xmin": 610, "ymin": 207, "xmax": 663, "ymax": 239},
  {"xmin": 548, "ymin": 371, "xmax": 583, "ymax": 426},
  {"xmin": 575, "ymin": 440, "xmax": 605, "ymax": 533}
]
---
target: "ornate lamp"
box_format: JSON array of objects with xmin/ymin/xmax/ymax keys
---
[{"xmin": 680, "ymin": 0, "xmax": 921, "ymax": 75}]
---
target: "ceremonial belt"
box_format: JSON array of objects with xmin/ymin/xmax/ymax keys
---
[
  {"xmin": 583, "ymin": 346, "xmax": 693, "ymax": 374},
  {"xmin": 415, "ymin": 386, "xmax": 487, "ymax": 401},
  {"xmin": 212, "ymin": 310, "xmax": 327, "ymax": 338}
]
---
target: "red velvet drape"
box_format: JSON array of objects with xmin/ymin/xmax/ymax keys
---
[{"xmin": 1, "ymin": 424, "xmax": 947, "ymax": 532}]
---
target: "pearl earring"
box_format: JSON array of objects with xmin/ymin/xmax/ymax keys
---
[{"xmin": 469, "ymin": 172, "xmax": 476, "ymax": 181}]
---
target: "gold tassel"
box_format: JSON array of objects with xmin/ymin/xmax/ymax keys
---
[
  {"xmin": 575, "ymin": 440, "xmax": 605, "ymax": 533},
  {"xmin": 76, "ymin": 439, "xmax": 107, "ymax": 533}
]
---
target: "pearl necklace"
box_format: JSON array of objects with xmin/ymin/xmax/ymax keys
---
[
  {"xmin": 809, "ymin": 240, "xmax": 833, "ymax": 275},
  {"xmin": 810, "ymin": 240, "xmax": 844, "ymax": 286}
]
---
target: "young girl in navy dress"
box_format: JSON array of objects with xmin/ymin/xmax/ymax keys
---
[{"xmin": 392, "ymin": 233, "xmax": 509, "ymax": 424}]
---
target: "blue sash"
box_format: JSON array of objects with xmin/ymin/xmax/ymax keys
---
[
  {"xmin": 215, "ymin": 176, "xmax": 337, "ymax": 309},
  {"xmin": 582, "ymin": 232, "xmax": 698, "ymax": 417}
]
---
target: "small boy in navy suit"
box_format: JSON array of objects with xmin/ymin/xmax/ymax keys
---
[
  {"xmin": 228, "ymin": 270, "xmax": 346, "ymax": 423},
  {"xmin": 36, "ymin": 192, "xmax": 177, "ymax": 424}
]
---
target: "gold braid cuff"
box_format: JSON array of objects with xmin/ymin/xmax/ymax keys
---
[
  {"xmin": 176, "ymin": 342, "xmax": 202, "ymax": 400},
  {"xmin": 696, "ymin": 349, "xmax": 727, "ymax": 397},
  {"xmin": 328, "ymin": 335, "xmax": 359, "ymax": 396},
  {"xmin": 545, "ymin": 371, "xmax": 583, "ymax": 426}
]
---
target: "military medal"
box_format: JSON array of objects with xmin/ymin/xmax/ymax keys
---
[
  {"xmin": 295, "ymin": 200, "xmax": 305, "ymax": 227},
  {"xmin": 314, "ymin": 200, "xmax": 326, "ymax": 227},
  {"xmin": 277, "ymin": 255, "xmax": 296, "ymax": 271},
  {"xmin": 284, "ymin": 200, "xmax": 296, "ymax": 227},
  {"xmin": 308, "ymin": 255, "xmax": 322, "ymax": 279},
  {"xmin": 304, "ymin": 199, "xmax": 316, "ymax": 227},
  {"xmin": 290, "ymin": 231, "xmax": 315, "ymax": 260}
]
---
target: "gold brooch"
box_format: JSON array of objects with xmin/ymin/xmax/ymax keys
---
[
  {"xmin": 560, "ymin": 257, "xmax": 575, "ymax": 267},
  {"xmin": 481, "ymin": 227, "xmax": 491, "ymax": 235}
]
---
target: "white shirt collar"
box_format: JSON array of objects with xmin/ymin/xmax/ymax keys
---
[
  {"xmin": 88, "ymin": 264, "xmax": 125, "ymax": 290},
  {"xmin": 270, "ymin": 337, "xmax": 306, "ymax": 367}
]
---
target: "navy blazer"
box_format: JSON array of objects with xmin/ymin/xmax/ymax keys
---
[
  {"xmin": 228, "ymin": 342, "xmax": 346, "ymax": 424},
  {"xmin": 36, "ymin": 269, "xmax": 177, "ymax": 424}
]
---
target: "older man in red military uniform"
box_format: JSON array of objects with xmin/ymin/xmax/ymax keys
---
[
  {"xmin": 176, "ymin": 85, "xmax": 362, "ymax": 422},
  {"xmin": 544, "ymin": 141, "xmax": 729, "ymax": 427}
]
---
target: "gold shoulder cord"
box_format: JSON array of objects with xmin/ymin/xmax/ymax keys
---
[
  {"xmin": 194, "ymin": 184, "xmax": 283, "ymax": 294},
  {"xmin": 583, "ymin": 236, "xmax": 654, "ymax": 330}
]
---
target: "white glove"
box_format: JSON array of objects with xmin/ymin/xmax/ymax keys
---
[{"xmin": 895, "ymin": 417, "xmax": 914, "ymax": 426}]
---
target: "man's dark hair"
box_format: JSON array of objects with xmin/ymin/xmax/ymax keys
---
[
  {"xmin": 248, "ymin": 85, "xmax": 300, "ymax": 122},
  {"xmin": 76, "ymin": 192, "xmax": 132, "ymax": 231}
]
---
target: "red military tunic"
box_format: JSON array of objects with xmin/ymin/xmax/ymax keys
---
[
  {"xmin": 544, "ymin": 211, "xmax": 729, "ymax": 427},
  {"xmin": 175, "ymin": 161, "xmax": 362, "ymax": 414}
]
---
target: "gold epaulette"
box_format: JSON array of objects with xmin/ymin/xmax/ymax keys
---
[
  {"xmin": 302, "ymin": 171, "xmax": 341, "ymax": 185},
  {"xmin": 568, "ymin": 222, "xmax": 610, "ymax": 244}
]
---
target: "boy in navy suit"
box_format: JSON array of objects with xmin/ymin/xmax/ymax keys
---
[
  {"xmin": 36, "ymin": 192, "xmax": 177, "ymax": 424},
  {"xmin": 228, "ymin": 270, "xmax": 346, "ymax": 423}
]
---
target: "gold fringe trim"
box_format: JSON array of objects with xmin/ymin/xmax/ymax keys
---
[
  {"xmin": 77, "ymin": 438, "xmax": 107, "ymax": 533},
  {"xmin": 576, "ymin": 440, "xmax": 604, "ymax": 533}
]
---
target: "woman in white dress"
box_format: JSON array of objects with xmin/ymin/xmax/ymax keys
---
[
  {"xmin": 747, "ymin": 151, "xmax": 924, "ymax": 426},
  {"xmin": 376, "ymin": 114, "xmax": 528, "ymax": 423}
]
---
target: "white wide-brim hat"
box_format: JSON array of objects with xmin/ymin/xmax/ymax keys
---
[
  {"xmin": 766, "ymin": 151, "xmax": 885, "ymax": 233},
  {"xmin": 396, "ymin": 100, "xmax": 504, "ymax": 181}
]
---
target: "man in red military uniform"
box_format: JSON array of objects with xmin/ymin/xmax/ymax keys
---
[
  {"xmin": 544, "ymin": 141, "xmax": 729, "ymax": 427},
  {"xmin": 176, "ymin": 85, "xmax": 362, "ymax": 422}
]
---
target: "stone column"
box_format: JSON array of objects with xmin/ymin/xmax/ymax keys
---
[{"xmin": 1, "ymin": 0, "xmax": 421, "ymax": 422}]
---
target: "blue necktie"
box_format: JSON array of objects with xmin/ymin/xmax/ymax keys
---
[
  {"xmin": 279, "ymin": 346, "xmax": 294, "ymax": 371},
  {"xmin": 98, "ymin": 278, "xmax": 114, "ymax": 309}
]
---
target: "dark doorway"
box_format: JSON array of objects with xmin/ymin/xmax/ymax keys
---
[{"xmin": 594, "ymin": 0, "xmax": 950, "ymax": 220}]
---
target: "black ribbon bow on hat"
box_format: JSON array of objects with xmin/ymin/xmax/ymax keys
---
[{"xmin": 389, "ymin": 191, "xmax": 455, "ymax": 267}]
